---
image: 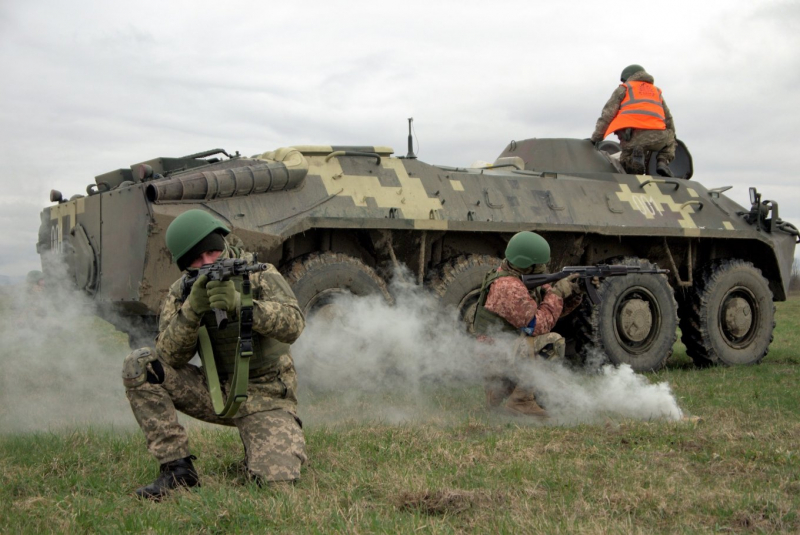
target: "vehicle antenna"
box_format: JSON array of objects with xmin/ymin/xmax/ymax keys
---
[{"xmin": 406, "ymin": 117, "xmax": 417, "ymax": 159}]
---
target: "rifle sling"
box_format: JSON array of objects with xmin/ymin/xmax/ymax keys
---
[{"xmin": 197, "ymin": 274, "xmax": 254, "ymax": 418}]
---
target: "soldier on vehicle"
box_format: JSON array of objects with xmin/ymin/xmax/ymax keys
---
[
  {"xmin": 123, "ymin": 209, "xmax": 307, "ymax": 500},
  {"xmin": 472, "ymin": 231, "xmax": 581, "ymax": 418},
  {"xmin": 591, "ymin": 64, "xmax": 677, "ymax": 178}
]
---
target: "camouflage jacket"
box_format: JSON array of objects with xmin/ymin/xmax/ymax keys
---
[
  {"xmin": 483, "ymin": 261, "xmax": 565, "ymax": 336},
  {"xmin": 155, "ymin": 238, "xmax": 305, "ymax": 416},
  {"xmin": 591, "ymin": 70, "xmax": 676, "ymax": 143}
]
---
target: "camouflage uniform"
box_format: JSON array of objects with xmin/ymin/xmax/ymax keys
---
[
  {"xmin": 590, "ymin": 70, "xmax": 677, "ymax": 172},
  {"xmin": 476, "ymin": 261, "xmax": 581, "ymax": 412},
  {"xmin": 124, "ymin": 239, "xmax": 307, "ymax": 482}
]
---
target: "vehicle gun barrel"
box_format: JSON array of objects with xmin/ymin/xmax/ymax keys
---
[{"xmin": 145, "ymin": 161, "xmax": 308, "ymax": 203}]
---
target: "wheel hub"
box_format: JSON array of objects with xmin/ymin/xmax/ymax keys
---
[
  {"xmin": 722, "ymin": 296, "xmax": 753, "ymax": 339},
  {"xmin": 618, "ymin": 298, "xmax": 653, "ymax": 343}
]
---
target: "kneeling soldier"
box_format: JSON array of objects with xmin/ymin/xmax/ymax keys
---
[
  {"xmin": 123, "ymin": 209, "xmax": 306, "ymax": 500},
  {"xmin": 473, "ymin": 231, "xmax": 580, "ymax": 418}
]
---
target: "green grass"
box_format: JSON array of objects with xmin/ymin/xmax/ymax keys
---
[{"xmin": 2, "ymin": 297, "xmax": 800, "ymax": 533}]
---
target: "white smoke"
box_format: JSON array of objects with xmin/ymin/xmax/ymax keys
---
[
  {"xmin": 294, "ymin": 267, "xmax": 684, "ymax": 425},
  {"xmin": 0, "ymin": 256, "xmax": 135, "ymax": 433},
  {"xmin": 518, "ymin": 355, "xmax": 684, "ymax": 425},
  {"xmin": 0, "ymin": 259, "xmax": 684, "ymax": 434}
]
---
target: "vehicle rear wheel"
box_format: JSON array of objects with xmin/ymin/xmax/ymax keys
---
[
  {"xmin": 678, "ymin": 259, "xmax": 774, "ymax": 366},
  {"xmin": 282, "ymin": 253, "xmax": 392, "ymax": 376},
  {"xmin": 575, "ymin": 257, "xmax": 678, "ymax": 372},
  {"xmin": 282, "ymin": 252, "xmax": 392, "ymax": 317},
  {"xmin": 427, "ymin": 254, "xmax": 501, "ymax": 332}
]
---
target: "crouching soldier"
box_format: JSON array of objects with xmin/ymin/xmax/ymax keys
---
[
  {"xmin": 122, "ymin": 209, "xmax": 307, "ymax": 500},
  {"xmin": 473, "ymin": 231, "xmax": 580, "ymax": 418}
]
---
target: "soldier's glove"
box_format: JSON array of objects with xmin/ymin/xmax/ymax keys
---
[
  {"xmin": 549, "ymin": 273, "xmax": 580, "ymax": 300},
  {"xmin": 207, "ymin": 280, "xmax": 240, "ymax": 314},
  {"xmin": 186, "ymin": 275, "xmax": 211, "ymax": 317}
]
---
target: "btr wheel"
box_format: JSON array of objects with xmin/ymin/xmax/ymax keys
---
[
  {"xmin": 282, "ymin": 252, "xmax": 392, "ymax": 317},
  {"xmin": 282, "ymin": 253, "xmax": 392, "ymax": 376},
  {"xmin": 576, "ymin": 258, "xmax": 678, "ymax": 372},
  {"xmin": 426, "ymin": 254, "xmax": 501, "ymax": 332},
  {"xmin": 679, "ymin": 259, "xmax": 774, "ymax": 366}
]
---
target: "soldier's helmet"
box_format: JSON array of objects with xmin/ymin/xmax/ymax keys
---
[
  {"xmin": 620, "ymin": 64, "xmax": 645, "ymax": 82},
  {"xmin": 505, "ymin": 231, "xmax": 550, "ymax": 269},
  {"xmin": 166, "ymin": 209, "xmax": 230, "ymax": 271},
  {"xmin": 26, "ymin": 270, "xmax": 44, "ymax": 286}
]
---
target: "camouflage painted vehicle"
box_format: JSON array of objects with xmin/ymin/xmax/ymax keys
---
[{"xmin": 38, "ymin": 138, "xmax": 798, "ymax": 372}]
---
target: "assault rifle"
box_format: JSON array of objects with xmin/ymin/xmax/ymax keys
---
[
  {"xmin": 521, "ymin": 264, "xmax": 668, "ymax": 305},
  {"xmin": 181, "ymin": 257, "xmax": 269, "ymax": 329}
]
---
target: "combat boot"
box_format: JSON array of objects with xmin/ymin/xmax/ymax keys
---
[
  {"xmin": 135, "ymin": 455, "xmax": 200, "ymax": 501},
  {"xmin": 627, "ymin": 147, "xmax": 646, "ymax": 175},
  {"xmin": 484, "ymin": 377, "xmax": 515, "ymax": 408},
  {"xmin": 504, "ymin": 387, "xmax": 548, "ymax": 419},
  {"xmin": 656, "ymin": 161, "xmax": 674, "ymax": 177}
]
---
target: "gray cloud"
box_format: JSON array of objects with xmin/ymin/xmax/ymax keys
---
[{"xmin": 1, "ymin": 0, "xmax": 799, "ymax": 275}]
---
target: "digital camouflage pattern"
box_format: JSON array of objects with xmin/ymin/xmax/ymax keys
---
[
  {"xmin": 591, "ymin": 70, "xmax": 677, "ymax": 168},
  {"xmin": 125, "ymin": 359, "xmax": 306, "ymax": 480},
  {"xmin": 40, "ymin": 117, "xmax": 797, "ymax": 373},
  {"xmin": 484, "ymin": 275, "xmax": 564, "ymax": 334},
  {"xmin": 478, "ymin": 260, "xmax": 571, "ymax": 413},
  {"xmin": 620, "ymin": 129, "xmax": 677, "ymax": 168},
  {"xmin": 125, "ymin": 236, "xmax": 307, "ymax": 481}
]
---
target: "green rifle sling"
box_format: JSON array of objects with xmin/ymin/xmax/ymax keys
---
[{"xmin": 197, "ymin": 274, "xmax": 254, "ymax": 418}]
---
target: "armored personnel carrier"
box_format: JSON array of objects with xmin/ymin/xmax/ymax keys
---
[{"xmin": 37, "ymin": 137, "xmax": 798, "ymax": 372}]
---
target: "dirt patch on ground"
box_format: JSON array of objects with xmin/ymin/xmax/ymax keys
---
[{"xmin": 396, "ymin": 488, "xmax": 502, "ymax": 516}]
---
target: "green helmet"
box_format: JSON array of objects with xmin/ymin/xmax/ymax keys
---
[
  {"xmin": 505, "ymin": 231, "xmax": 550, "ymax": 269},
  {"xmin": 621, "ymin": 64, "xmax": 645, "ymax": 82},
  {"xmin": 26, "ymin": 270, "xmax": 44, "ymax": 286},
  {"xmin": 165, "ymin": 209, "xmax": 230, "ymax": 264}
]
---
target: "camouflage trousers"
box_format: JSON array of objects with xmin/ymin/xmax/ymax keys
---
[
  {"xmin": 125, "ymin": 357, "xmax": 307, "ymax": 482},
  {"xmin": 483, "ymin": 332, "xmax": 565, "ymax": 406},
  {"xmin": 619, "ymin": 129, "xmax": 677, "ymax": 171}
]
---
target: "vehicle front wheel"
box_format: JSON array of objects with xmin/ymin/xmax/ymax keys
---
[
  {"xmin": 576, "ymin": 258, "xmax": 678, "ymax": 372},
  {"xmin": 678, "ymin": 259, "xmax": 774, "ymax": 366}
]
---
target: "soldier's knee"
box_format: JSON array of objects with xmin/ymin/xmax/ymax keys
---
[
  {"xmin": 122, "ymin": 347, "xmax": 163, "ymax": 388},
  {"xmin": 551, "ymin": 336, "xmax": 566, "ymax": 360}
]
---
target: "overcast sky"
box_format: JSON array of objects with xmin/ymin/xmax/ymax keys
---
[{"xmin": 1, "ymin": 0, "xmax": 798, "ymax": 277}]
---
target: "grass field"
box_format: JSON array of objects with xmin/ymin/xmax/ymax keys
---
[{"xmin": 2, "ymin": 296, "xmax": 800, "ymax": 533}]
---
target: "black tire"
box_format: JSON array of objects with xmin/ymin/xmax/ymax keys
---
[
  {"xmin": 678, "ymin": 259, "xmax": 774, "ymax": 366},
  {"xmin": 282, "ymin": 252, "xmax": 392, "ymax": 316},
  {"xmin": 576, "ymin": 258, "xmax": 678, "ymax": 372},
  {"xmin": 427, "ymin": 254, "xmax": 501, "ymax": 330},
  {"xmin": 282, "ymin": 253, "xmax": 392, "ymax": 379}
]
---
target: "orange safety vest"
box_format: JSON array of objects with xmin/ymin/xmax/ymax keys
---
[{"xmin": 604, "ymin": 81, "xmax": 666, "ymax": 139}]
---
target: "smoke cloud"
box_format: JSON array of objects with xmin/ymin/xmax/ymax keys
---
[
  {"xmin": 293, "ymin": 268, "xmax": 684, "ymax": 426},
  {"xmin": 0, "ymin": 261, "xmax": 683, "ymax": 434},
  {"xmin": 0, "ymin": 257, "xmax": 134, "ymax": 433}
]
